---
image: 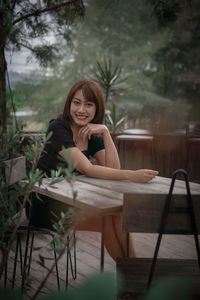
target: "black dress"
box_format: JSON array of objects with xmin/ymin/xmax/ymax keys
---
[{"xmin": 26, "ymin": 119, "xmax": 105, "ymax": 229}]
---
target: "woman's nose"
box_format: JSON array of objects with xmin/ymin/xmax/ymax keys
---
[{"xmin": 78, "ymin": 104, "xmax": 86, "ymax": 112}]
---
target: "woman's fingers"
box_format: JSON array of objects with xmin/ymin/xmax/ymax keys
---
[
  {"xmin": 144, "ymin": 169, "xmax": 158, "ymax": 175},
  {"xmin": 79, "ymin": 126, "xmax": 91, "ymax": 140},
  {"xmin": 132, "ymin": 169, "xmax": 158, "ymax": 183},
  {"xmin": 144, "ymin": 170, "xmax": 158, "ymax": 182},
  {"xmin": 144, "ymin": 169, "xmax": 158, "ymax": 178}
]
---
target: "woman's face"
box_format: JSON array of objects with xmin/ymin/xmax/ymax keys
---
[{"xmin": 70, "ymin": 89, "xmax": 96, "ymax": 127}]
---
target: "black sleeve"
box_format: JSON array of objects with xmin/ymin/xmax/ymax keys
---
[
  {"xmin": 47, "ymin": 120, "xmax": 75, "ymax": 153},
  {"xmin": 88, "ymin": 135, "xmax": 105, "ymax": 157}
]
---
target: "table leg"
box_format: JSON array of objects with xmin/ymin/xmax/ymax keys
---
[
  {"xmin": 126, "ymin": 232, "xmax": 129, "ymax": 257},
  {"xmin": 100, "ymin": 216, "xmax": 105, "ymax": 271}
]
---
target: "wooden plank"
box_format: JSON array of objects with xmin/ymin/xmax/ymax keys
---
[
  {"xmin": 121, "ymin": 129, "xmax": 151, "ymax": 135},
  {"xmin": 77, "ymin": 176, "xmax": 200, "ymax": 195},
  {"xmin": 3, "ymin": 232, "xmax": 197, "ymax": 296},
  {"xmin": 116, "ymin": 134, "xmax": 154, "ymax": 140},
  {"xmin": 25, "ymin": 178, "xmax": 123, "ymax": 215},
  {"xmin": 123, "ymin": 194, "xmax": 200, "ymax": 233},
  {"xmin": 117, "ymin": 258, "xmax": 200, "ymax": 300}
]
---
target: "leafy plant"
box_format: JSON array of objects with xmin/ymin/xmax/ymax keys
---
[
  {"xmin": 0, "ymin": 127, "xmax": 77, "ymax": 297},
  {"xmin": 106, "ymin": 103, "xmax": 125, "ymax": 133},
  {"xmin": 93, "ymin": 57, "xmax": 128, "ymax": 103}
]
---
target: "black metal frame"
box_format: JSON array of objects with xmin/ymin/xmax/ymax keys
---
[
  {"xmin": 21, "ymin": 216, "xmax": 77, "ymax": 292},
  {"xmin": 4, "ymin": 214, "xmax": 77, "ymax": 291},
  {"xmin": 146, "ymin": 168, "xmax": 200, "ymax": 289}
]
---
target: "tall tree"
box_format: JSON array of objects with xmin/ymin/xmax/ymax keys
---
[
  {"xmin": 148, "ymin": 0, "xmax": 200, "ymax": 120},
  {"xmin": 0, "ymin": 0, "xmax": 84, "ymax": 142}
]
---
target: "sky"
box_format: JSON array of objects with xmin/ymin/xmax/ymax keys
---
[
  {"xmin": 6, "ymin": 48, "xmax": 40, "ymax": 74},
  {"xmin": 6, "ymin": 32, "xmax": 56, "ymax": 74}
]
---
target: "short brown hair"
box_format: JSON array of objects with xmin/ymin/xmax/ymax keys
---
[{"xmin": 59, "ymin": 79, "xmax": 105, "ymax": 124}]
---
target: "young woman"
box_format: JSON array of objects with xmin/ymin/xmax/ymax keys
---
[{"xmin": 27, "ymin": 79, "xmax": 158, "ymax": 261}]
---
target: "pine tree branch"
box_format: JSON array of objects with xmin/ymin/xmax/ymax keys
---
[
  {"xmin": 18, "ymin": 41, "xmax": 34, "ymax": 52},
  {"xmin": 13, "ymin": 0, "xmax": 84, "ymax": 25},
  {"xmin": 11, "ymin": 0, "xmax": 17, "ymax": 12}
]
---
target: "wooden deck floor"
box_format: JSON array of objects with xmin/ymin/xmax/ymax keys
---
[{"xmin": 2, "ymin": 231, "xmax": 199, "ymax": 299}]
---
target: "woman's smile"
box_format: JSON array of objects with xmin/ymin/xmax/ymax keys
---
[{"xmin": 75, "ymin": 114, "xmax": 88, "ymax": 120}]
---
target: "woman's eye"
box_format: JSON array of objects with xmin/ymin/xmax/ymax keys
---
[
  {"xmin": 73, "ymin": 100, "xmax": 80, "ymax": 105},
  {"xmin": 87, "ymin": 103, "xmax": 93, "ymax": 107}
]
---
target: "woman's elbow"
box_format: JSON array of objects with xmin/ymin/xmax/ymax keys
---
[
  {"xmin": 106, "ymin": 162, "xmax": 121, "ymax": 169},
  {"xmin": 77, "ymin": 164, "xmax": 93, "ymax": 177}
]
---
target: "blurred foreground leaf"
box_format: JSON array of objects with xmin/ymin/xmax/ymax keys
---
[
  {"xmin": 43, "ymin": 271, "xmax": 119, "ymax": 300},
  {"xmin": 142, "ymin": 277, "xmax": 194, "ymax": 300},
  {"xmin": 0, "ymin": 288, "xmax": 22, "ymax": 300}
]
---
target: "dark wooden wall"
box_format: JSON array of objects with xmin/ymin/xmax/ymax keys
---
[{"xmin": 116, "ymin": 134, "xmax": 200, "ymax": 182}]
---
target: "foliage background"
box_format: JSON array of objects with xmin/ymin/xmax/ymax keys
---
[{"xmin": 7, "ymin": 0, "xmax": 200, "ymax": 132}]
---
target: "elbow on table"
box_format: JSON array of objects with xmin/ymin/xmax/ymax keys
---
[
  {"xmin": 78, "ymin": 163, "xmax": 108, "ymax": 179},
  {"xmin": 112, "ymin": 162, "xmax": 121, "ymax": 169},
  {"xmin": 79, "ymin": 164, "xmax": 96, "ymax": 177},
  {"xmin": 105, "ymin": 160, "xmax": 121, "ymax": 169},
  {"xmin": 75, "ymin": 161, "xmax": 93, "ymax": 177}
]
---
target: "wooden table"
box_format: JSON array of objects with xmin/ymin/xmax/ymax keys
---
[
  {"xmin": 32, "ymin": 175, "xmax": 200, "ymax": 273},
  {"xmin": 78, "ymin": 175, "xmax": 200, "ymax": 232},
  {"xmin": 76, "ymin": 175, "xmax": 200, "ymax": 298},
  {"xmin": 32, "ymin": 177, "xmax": 123, "ymax": 270}
]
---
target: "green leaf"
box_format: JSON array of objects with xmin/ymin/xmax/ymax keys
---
[
  {"xmin": 116, "ymin": 117, "xmax": 125, "ymax": 128},
  {"xmin": 106, "ymin": 114, "xmax": 114, "ymax": 126}
]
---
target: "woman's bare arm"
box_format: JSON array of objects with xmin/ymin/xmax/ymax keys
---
[
  {"xmin": 78, "ymin": 124, "xmax": 120, "ymax": 169},
  {"xmin": 59, "ymin": 147, "xmax": 158, "ymax": 183}
]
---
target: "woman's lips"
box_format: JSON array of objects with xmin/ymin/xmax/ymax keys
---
[{"xmin": 76, "ymin": 115, "xmax": 88, "ymax": 120}]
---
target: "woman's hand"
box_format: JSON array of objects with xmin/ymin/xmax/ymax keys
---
[
  {"xmin": 78, "ymin": 124, "xmax": 108, "ymax": 140},
  {"xmin": 129, "ymin": 169, "xmax": 158, "ymax": 183},
  {"xmin": 75, "ymin": 124, "xmax": 108, "ymax": 151}
]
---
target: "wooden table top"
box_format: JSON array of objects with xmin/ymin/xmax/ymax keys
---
[
  {"xmin": 32, "ymin": 178, "xmax": 123, "ymax": 215},
  {"xmin": 29, "ymin": 175, "xmax": 200, "ymax": 231},
  {"xmin": 77, "ymin": 175, "xmax": 200, "ymax": 196},
  {"xmin": 29, "ymin": 175, "xmax": 200, "ymax": 217}
]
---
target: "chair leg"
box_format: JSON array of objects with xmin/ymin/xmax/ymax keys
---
[
  {"xmin": 21, "ymin": 222, "xmax": 31, "ymax": 292},
  {"xmin": 4, "ymin": 237, "xmax": 8, "ymax": 288},
  {"xmin": 27, "ymin": 233, "xmax": 34, "ymax": 276},
  {"xmin": 12, "ymin": 234, "xmax": 20, "ymax": 289},
  {"xmin": 72, "ymin": 231, "xmax": 77, "ymax": 279},
  {"xmin": 126, "ymin": 232, "xmax": 130, "ymax": 257},
  {"xmin": 66, "ymin": 232, "xmax": 77, "ymax": 289},
  {"xmin": 66, "ymin": 237, "xmax": 69, "ymax": 290},
  {"xmin": 4, "ymin": 256, "xmax": 8, "ymax": 288},
  {"xmin": 52, "ymin": 238, "xmax": 60, "ymax": 290},
  {"xmin": 19, "ymin": 236, "xmax": 23, "ymax": 275}
]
